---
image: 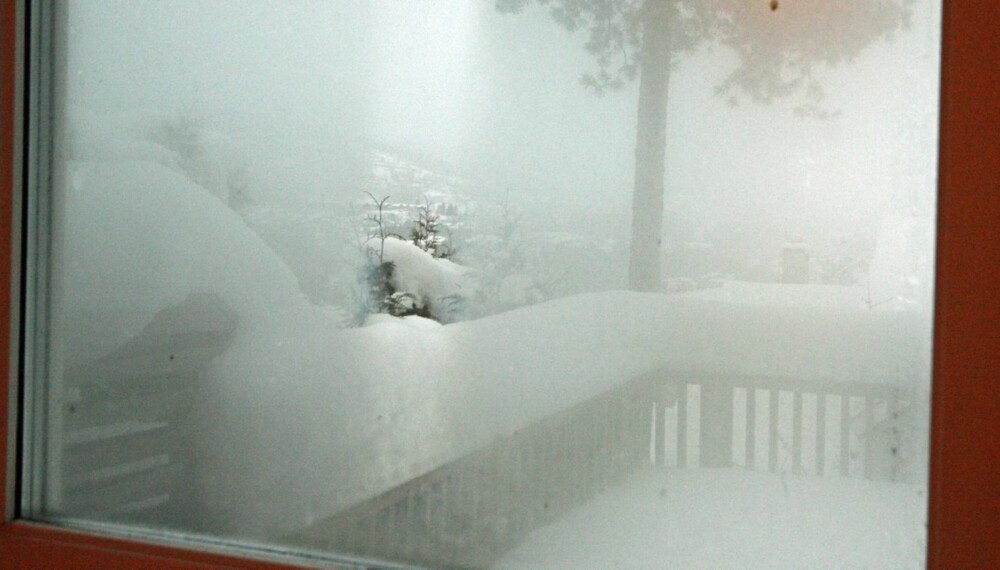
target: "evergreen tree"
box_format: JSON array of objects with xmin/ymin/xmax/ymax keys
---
[
  {"xmin": 410, "ymin": 199, "xmax": 448, "ymax": 258},
  {"xmin": 497, "ymin": 0, "xmax": 913, "ymax": 291},
  {"xmin": 356, "ymin": 194, "xmax": 460, "ymax": 323}
]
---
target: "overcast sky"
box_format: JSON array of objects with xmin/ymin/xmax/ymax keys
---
[{"xmin": 61, "ymin": 0, "xmax": 941, "ymax": 245}]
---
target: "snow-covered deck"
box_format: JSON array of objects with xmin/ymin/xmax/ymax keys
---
[
  {"xmin": 59, "ymin": 158, "xmax": 933, "ymax": 565},
  {"xmin": 495, "ymin": 467, "xmax": 927, "ymax": 569},
  {"xmin": 283, "ymin": 360, "xmax": 925, "ymax": 566}
]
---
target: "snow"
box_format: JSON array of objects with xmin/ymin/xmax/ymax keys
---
[
  {"xmin": 494, "ymin": 468, "xmax": 926, "ymax": 569},
  {"xmin": 64, "ymin": 107, "xmax": 180, "ymax": 167},
  {"xmin": 363, "ymin": 313, "xmax": 443, "ymax": 331},
  {"xmin": 55, "ymin": 112, "xmax": 932, "ymax": 554},
  {"xmin": 869, "ymin": 214, "xmax": 936, "ymax": 310},
  {"xmin": 498, "ymin": 273, "xmax": 541, "ymax": 307},
  {"xmin": 683, "ymin": 280, "xmax": 893, "ymax": 310},
  {"xmin": 379, "ymin": 236, "xmax": 468, "ymax": 312},
  {"xmin": 57, "ymin": 159, "xmax": 313, "ymax": 368},
  {"xmin": 192, "ymin": 287, "xmax": 928, "ymax": 541}
]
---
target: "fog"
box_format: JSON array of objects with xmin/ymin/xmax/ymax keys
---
[
  {"xmin": 45, "ymin": 1, "xmax": 941, "ymax": 567},
  {"xmin": 65, "ymin": 0, "xmax": 938, "ymax": 249}
]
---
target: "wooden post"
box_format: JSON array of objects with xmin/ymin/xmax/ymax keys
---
[
  {"xmin": 745, "ymin": 388, "xmax": 756, "ymax": 470},
  {"xmin": 700, "ymin": 383, "xmax": 734, "ymax": 468},
  {"xmin": 888, "ymin": 392, "xmax": 901, "ymax": 482},
  {"xmin": 792, "ymin": 392, "xmax": 803, "ymax": 475},
  {"xmin": 677, "ymin": 384, "xmax": 688, "ymax": 468},
  {"xmin": 769, "ymin": 390, "xmax": 779, "ymax": 473},
  {"xmin": 656, "ymin": 400, "xmax": 667, "ymax": 467},
  {"xmin": 840, "ymin": 396, "xmax": 851, "ymax": 477},
  {"xmin": 816, "ymin": 393, "xmax": 827, "ymax": 476},
  {"xmin": 864, "ymin": 396, "xmax": 876, "ymax": 480}
]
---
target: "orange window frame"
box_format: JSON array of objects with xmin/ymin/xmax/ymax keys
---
[{"xmin": 1, "ymin": 0, "xmax": 998, "ymax": 568}]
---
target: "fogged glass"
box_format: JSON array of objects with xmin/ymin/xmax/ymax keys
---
[{"xmin": 31, "ymin": 1, "xmax": 940, "ymax": 567}]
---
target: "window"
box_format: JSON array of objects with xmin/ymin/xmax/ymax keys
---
[{"xmin": 1, "ymin": 1, "xmax": 998, "ymax": 568}]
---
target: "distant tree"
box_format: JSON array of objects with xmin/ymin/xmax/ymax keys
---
[
  {"xmin": 355, "ymin": 193, "xmax": 465, "ymax": 323},
  {"xmin": 356, "ymin": 193, "xmax": 400, "ymax": 322},
  {"xmin": 410, "ymin": 198, "xmax": 450, "ymax": 258},
  {"xmin": 148, "ymin": 105, "xmax": 221, "ymax": 197},
  {"xmin": 497, "ymin": 0, "xmax": 913, "ymax": 291}
]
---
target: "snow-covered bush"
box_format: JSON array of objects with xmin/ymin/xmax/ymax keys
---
[
  {"xmin": 355, "ymin": 194, "xmax": 469, "ymax": 324},
  {"xmin": 358, "ymin": 237, "xmax": 468, "ymax": 324},
  {"xmin": 455, "ymin": 222, "xmax": 573, "ymax": 318},
  {"xmin": 410, "ymin": 199, "xmax": 452, "ymax": 259}
]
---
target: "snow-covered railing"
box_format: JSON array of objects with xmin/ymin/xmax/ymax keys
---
[
  {"xmin": 288, "ymin": 365, "xmax": 924, "ymax": 567},
  {"xmin": 652, "ymin": 373, "xmax": 924, "ymax": 482},
  {"xmin": 285, "ymin": 375, "xmax": 658, "ymax": 568},
  {"xmin": 55, "ymin": 293, "xmax": 237, "ymax": 527}
]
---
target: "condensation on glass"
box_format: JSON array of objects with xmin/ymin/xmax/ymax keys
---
[{"xmin": 25, "ymin": 1, "xmax": 941, "ymax": 567}]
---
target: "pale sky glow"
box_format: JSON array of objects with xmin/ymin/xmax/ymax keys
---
[
  {"xmin": 62, "ymin": 0, "xmax": 940, "ymax": 250},
  {"xmin": 370, "ymin": 1, "xmax": 482, "ymax": 155}
]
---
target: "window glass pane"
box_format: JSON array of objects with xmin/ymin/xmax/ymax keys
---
[{"xmin": 28, "ymin": 1, "xmax": 940, "ymax": 567}]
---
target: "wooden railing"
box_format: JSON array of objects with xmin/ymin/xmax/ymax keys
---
[
  {"xmin": 51, "ymin": 307, "xmax": 923, "ymax": 567},
  {"xmin": 48, "ymin": 295, "xmax": 922, "ymax": 567},
  {"xmin": 290, "ymin": 369, "xmax": 924, "ymax": 567},
  {"xmin": 286, "ymin": 375, "xmax": 659, "ymax": 568},
  {"xmin": 39, "ymin": 288, "xmax": 926, "ymax": 567},
  {"xmin": 55, "ymin": 292, "xmax": 237, "ymax": 528},
  {"xmin": 652, "ymin": 374, "xmax": 923, "ymax": 482}
]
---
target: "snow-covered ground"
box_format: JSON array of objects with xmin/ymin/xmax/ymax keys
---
[
  {"xmin": 55, "ymin": 153, "xmax": 931, "ymax": 540},
  {"xmin": 495, "ymin": 468, "xmax": 927, "ymax": 569},
  {"xmin": 52, "ymin": 111, "xmax": 933, "ymax": 559}
]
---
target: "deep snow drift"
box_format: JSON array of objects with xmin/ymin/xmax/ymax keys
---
[{"xmin": 53, "ymin": 118, "xmax": 932, "ymax": 555}]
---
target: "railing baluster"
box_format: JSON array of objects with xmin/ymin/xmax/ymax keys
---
[
  {"xmin": 888, "ymin": 391, "xmax": 901, "ymax": 481},
  {"xmin": 699, "ymin": 384, "xmax": 734, "ymax": 468},
  {"xmin": 676, "ymin": 384, "xmax": 687, "ymax": 469},
  {"xmin": 746, "ymin": 388, "xmax": 756, "ymax": 470},
  {"xmin": 295, "ymin": 374, "xmax": 917, "ymax": 565},
  {"xmin": 602, "ymin": 403, "xmax": 613, "ymax": 486},
  {"xmin": 444, "ymin": 479, "xmax": 454, "ymax": 537},
  {"xmin": 864, "ymin": 395, "xmax": 876, "ymax": 480},
  {"xmin": 769, "ymin": 390, "xmax": 779, "ymax": 473},
  {"xmin": 792, "ymin": 391, "xmax": 803, "ymax": 475},
  {"xmin": 639, "ymin": 390, "xmax": 651, "ymax": 467},
  {"xmin": 609, "ymin": 399, "xmax": 618, "ymax": 481},
  {"xmin": 816, "ymin": 393, "xmax": 827, "ymax": 476},
  {"xmin": 840, "ymin": 395, "xmax": 851, "ymax": 477},
  {"xmin": 584, "ymin": 409, "xmax": 595, "ymax": 490},
  {"xmin": 656, "ymin": 399, "xmax": 667, "ymax": 467}
]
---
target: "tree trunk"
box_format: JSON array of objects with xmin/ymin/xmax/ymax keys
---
[{"xmin": 628, "ymin": 5, "xmax": 672, "ymax": 292}]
